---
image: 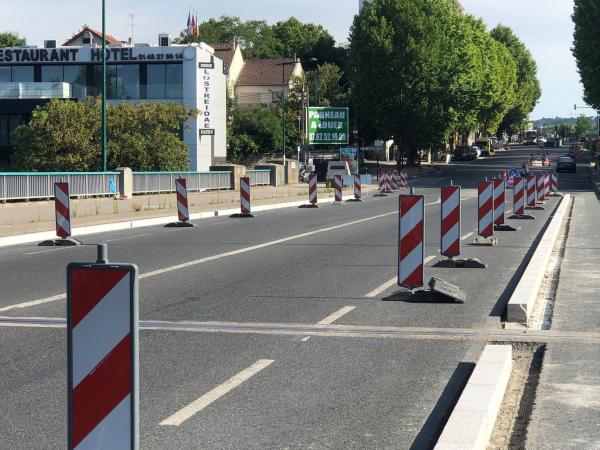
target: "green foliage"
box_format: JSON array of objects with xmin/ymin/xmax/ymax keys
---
[
  {"xmin": 491, "ymin": 25, "xmax": 541, "ymax": 135},
  {"xmin": 227, "ymin": 133, "xmax": 260, "ymax": 164},
  {"xmin": 573, "ymin": 0, "xmax": 600, "ymax": 110},
  {"xmin": 0, "ymin": 32, "xmax": 25, "ymax": 48},
  {"xmin": 11, "ymin": 99, "xmax": 195, "ymax": 171},
  {"xmin": 305, "ymin": 63, "xmax": 348, "ymax": 107},
  {"xmin": 175, "ymin": 15, "xmax": 347, "ymax": 67},
  {"xmin": 575, "ymin": 114, "xmax": 594, "ymax": 137}
]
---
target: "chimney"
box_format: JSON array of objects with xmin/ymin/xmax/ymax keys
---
[{"xmin": 44, "ymin": 40, "xmax": 56, "ymax": 49}]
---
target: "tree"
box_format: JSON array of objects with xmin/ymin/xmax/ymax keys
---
[
  {"xmin": 575, "ymin": 115, "xmax": 594, "ymax": 138},
  {"xmin": 305, "ymin": 63, "xmax": 348, "ymax": 107},
  {"xmin": 491, "ymin": 25, "xmax": 541, "ymax": 135},
  {"xmin": 0, "ymin": 32, "xmax": 25, "ymax": 48},
  {"xmin": 11, "ymin": 99, "xmax": 195, "ymax": 171},
  {"xmin": 573, "ymin": 0, "xmax": 600, "ymax": 109}
]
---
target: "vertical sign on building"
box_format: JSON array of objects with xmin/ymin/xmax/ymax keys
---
[
  {"xmin": 199, "ymin": 58, "xmax": 215, "ymax": 137},
  {"xmin": 308, "ymin": 107, "xmax": 349, "ymax": 145},
  {"xmin": 67, "ymin": 261, "xmax": 139, "ymax": 450}
]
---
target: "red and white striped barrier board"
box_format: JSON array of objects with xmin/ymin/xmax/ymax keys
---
[
  {"xmin": 175, "ymin": 178, "xmax": 190, "ymax": 222},
  {"xmin": 544, "ymin": 173, "xmax": 550, "ymax": 197},
  {"xmin": 513, "ymin": 177, "xmax": 525, "ymax": 215},
  {"xmin": 385, "ymin": 173, "xmax": 393, "ymax": 193},
  {"xmin": 526, "ymin": 175, "xmax": 536, "ymax": 208},
  {"xmin": 551, "ymin": 172, "xmax": 559, "ymax": 194},
  {"xmin": 398, "ymin": 195, "xmax": 425, "ymax": 288},
  {"xmin": 308, "ymin": 173, "xmax": 318, "ymax": 205},
  {"xmin": 391, "ymin": 172, "xmax": 399, "ymax": 190},
  {"xmin": 400, "ymin": 170, "xmax": 408, "ymax": 188},
  {"xmin": 441, "ymin": 185, "xmax": 461, "ymax": 258},
  {"xmin": 334, "ymin": 175, "xmax": 343, "ymax": 202},
  {"xmin": 493, "ymin": 179, "xmax": 506, "ymax": 225},
  {"xmin": 536, "ymin": 174, "xmax": 545, "ymax": 203},
  {"xmin": 67, "ymin": 263, "xmax": 139, "ymax": 450},
  {"xmin": 478, "ymin": 181, "xmax": 494, "ymax": 238},
  {"xmin": 240, "ymin": 176, "xmax": 251, "ymax": 214},
  {"xmin": 378, "ymin": 174, "xmax": 386, "ymax": 193},
  {"xmin": 55, "ymin": 182, "xmax": 72, "ymax": 238},
  {"xmin": 354, "ymin": 174, "xmax": 362, "ymax": 200}
]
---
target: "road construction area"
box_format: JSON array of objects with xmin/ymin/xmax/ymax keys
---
[{"xmin": 0, "ymin": 146, "xmax": 597, "ymax": 449}]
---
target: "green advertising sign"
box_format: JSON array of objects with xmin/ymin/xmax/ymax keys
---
[{"xmin": 308, "ymin": 107, "xmax": 349, "ymax": 145}]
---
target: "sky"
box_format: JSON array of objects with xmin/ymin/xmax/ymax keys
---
[{"xmin": 0, "ymin": 0, "xmax": 585, "ymax": 119}]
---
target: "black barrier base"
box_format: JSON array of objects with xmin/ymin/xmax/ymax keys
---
[
  {"xmin": 230, "ymin": 213, "xmax": 255, "ymax": 218},
  {"xmin": 39, "ymin": 237, "xmax": 82, "ymax": 247},
  {"xmin": 509, "ymin": 214, "xmax": 536, "ymax": 220},
  {"xmin": 165, "ymin": 221, "xmax": 194, "ymax": 228},
  {"xmin": 383, "ymin": 280, "xmax": 465, "ymax": 304},
  {"xmin": 346, "ymin": 198, "xmax": 362, "ymax": 202},
  {"xmin": 374, "ymin": 193, "xmax": 388, "ymax": 197},
  {"xmin": 472, "ymin": 236, "xmax": 497, "ymax": 246},
  {"xmin": 433, "ymin": 258, "xmax": 487, "ymax": 269},
  {"xmin": 495, "ymin": 224, "xmax": 519, "ymax": 232},
  {"xmin": 298, "ymin": 204, "xmax": 319, "ymax": 208},
  {"xmin": 526, "ymin": 206, "xmax": 546, "ymax": 210}
]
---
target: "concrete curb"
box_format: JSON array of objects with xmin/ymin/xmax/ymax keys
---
[
  {"xmin": 506, "ymin": 194, "xmax": 571, "ymax": 323},
  {"xmin": 0, "ymin": 193, "xmax": 362, "ymax": 248},
  {"xmin": 435, "ymin": 344, "xmax": 512, "ymax": 450}
]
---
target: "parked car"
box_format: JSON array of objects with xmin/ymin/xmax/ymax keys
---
[
  {"xmin": 471, "ymin": 145, "xmax": 482, "ymax": 158},
  {"xmin": 556, "ymin": 156, "xmax": 576, "ymax": 173},
  {"xmin": 454, "ymin": 146, "xmax": 475, "ymax": 161},
  {"xmin": 326, "ymin": 160, "xmax": 351, "ymax": 180}
]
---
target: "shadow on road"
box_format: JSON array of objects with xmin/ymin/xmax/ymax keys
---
[{"xmin": 408, "ymin": 362, "xmax": 476, "ymax": 450}]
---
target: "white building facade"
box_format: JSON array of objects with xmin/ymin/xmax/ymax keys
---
[{"xmin": 0, "ymin": 42, "xmax": 227, "ymax": 170}]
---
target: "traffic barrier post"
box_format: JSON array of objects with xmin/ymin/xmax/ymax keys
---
[
  {"xmin": 299, "ymin": 174, "xmax": 319, "ymax": 208},
  {"xmin": 536, "ymin": 173, "xmax": 546, "ymax": 206},
  {"xmin": 551, "ymin": 172, "xmax": 559, "ymax": 195},
  {"xmin": 398, "ymin": 194, "xmax": 425, "ymax": 289},
  {"xmin": 230, "ymin": 177, "xmax": 254, "ymax": 218},
  {"xmin": 334, "ymin": 175, "xmax": 343, "ymax": 203},
  {"xmin": 347, "ymin": 174, "xmax": 362, "ymax": 202},
  {"xmin": 494, "ymin": 179, "xmax": 517, "ymax": 231},
  {"xmin": 165, "ymin": 178, "xmax": 194, "ymax": 227},
  {"xmin": 509, "ymin": 177, "xmax": 535, "ymax": 219},
  {"xmin": 474, "ymin": 180, "xmax": 497, "ymax": 245},
  {"xmin": 67, "ymin": 244, "xmax": 139, "ymax": 450},
  {"xmin": 544, "ymin": 173, "xmax": 550, "ymax": 198},
  {"xmin": 39, "ymin": 182, "xmax": 81, "ymax": 246}
]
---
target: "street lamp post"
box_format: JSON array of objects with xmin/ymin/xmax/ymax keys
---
[
  {"xmin": 276, "ymin": 57, "xmax": 317, "ymax": 184},
  {"xmin": 101, "ymin": 0, "xmax": 107, "ymax": 172}
]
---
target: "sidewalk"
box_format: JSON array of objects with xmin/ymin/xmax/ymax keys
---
[
  {"xmin": 0, "ymin": 183, "xmax": 378, "ymax": 237},
  {"xmin": 526, "ymin": 191, "xmax": 600, "ymax": 449}
]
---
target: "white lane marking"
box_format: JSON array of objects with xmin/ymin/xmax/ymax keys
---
[
  {"xmin": 4, "ymin": 200, "xmax": 444, "ymax": 312},
  {"xmin": 159, "ymin": 359, "xmax": 274, "ymax": 426},
  {"xmin": 461, "ymin": 232, "xmax": 474, "ymax": 241},
  {"xmin": 317, "ymin": 306, "xmax": 356, "ymax": 325},
  {"xmin": 104, "ymin": 233, "xmax": 152, "ymax": 243},
  {"xmin": 0, "ymin": 294, "xmax": 66, "ymax": 313},
  {"xmin": 302, "ymin": 336, "xmax": 311, "ymax": 342},
  {"xmin": 25, "ymin": 247, "xmax": 76, "ymax": 256},
  {"xmin": 366, "ymin": 255, "xmax": 436, "ymax": 298}
]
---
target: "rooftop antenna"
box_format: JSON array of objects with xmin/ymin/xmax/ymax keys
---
[{"xmin": 128, "ymin": 13, "xmax": 135, "ymax": 44}]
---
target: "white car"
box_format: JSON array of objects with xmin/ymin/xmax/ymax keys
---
[{"xmin": 326, "ymin": 161, "xmax": 351, "ymax": 180}]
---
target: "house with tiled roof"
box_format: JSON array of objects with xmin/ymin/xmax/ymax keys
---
[
  {"xmin": 234, "ymin": 58, "xmax": 303, "ymax": 106},
  {"xmin": 63, "ymin": 26, "xmax": 123, "ymax": 47},
  {"xmin": 208, "ymin": 41, "xmax": 245, "ymax": 94}
]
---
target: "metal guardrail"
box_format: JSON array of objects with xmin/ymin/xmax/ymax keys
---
[
  {"xmin": 246, "ymin": 170, "xmax": 271, "ymax": 186},
  {"xmin": 132, "ymin": 171, "xmax": 232, "ymax": 194},
  {"xmin": 0, "ymin": 172, "xmax": 119, "ymax": 201}
]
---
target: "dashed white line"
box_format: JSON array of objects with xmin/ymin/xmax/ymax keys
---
[
  {"xmin": 159, "ymin": 359, "xmax": 274, "ymax": 426},
  {"xmin": 0, "ymin": 294, "xmax": 66, "ymax": 313},
  {"xmin": 461, "ymin": 232, "xmax": 474, "ymax": 241},
  {"xmin": 104, "ymin": 233, "xmax": 153, "ymax": 243},
  {"xmin": 25, "ymin": 247, "xmax": 77, "ymax": 256},
  {"xmin": 317, "ymin": 306, "xmax": 356, "ymax": 325}
]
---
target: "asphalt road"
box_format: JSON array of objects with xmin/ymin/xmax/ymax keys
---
[{"xmin": 0, "ymin": 145, "xmax": 582, "ymax": 449}]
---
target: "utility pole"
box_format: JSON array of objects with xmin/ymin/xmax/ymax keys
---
[
  {"xmin": 101, "ymin": 0, "xmax": 107, "ymax": 172},
  {"xmin": 129, "ymin": 13, "xmax": 135, "ymax": 44}
]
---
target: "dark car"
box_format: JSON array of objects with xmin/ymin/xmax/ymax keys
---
[
  {"xmin": 556, "ymin": 156, "xmax": 576, "ymax": 173},
  {"xmin": 453, "ymin": 147, "xmax": 468, "ymax": 161}
]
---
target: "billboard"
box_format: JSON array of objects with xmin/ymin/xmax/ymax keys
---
[{"xmin": 308, "ymin": 107, "xmax": 349, "ymax": 145}]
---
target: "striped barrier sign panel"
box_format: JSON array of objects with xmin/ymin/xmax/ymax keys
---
[
  {"xmin": 379, "ymin": 174, "xmax": 386, "ymax": 193},
  {"xmin": 493, "ymin": 179, "xmax": 506, "ymax": 225},
  {"xmin": 67, "ymin": 263, "xmax": 139, "ymax": 450},
  {"xmin": 536, "ymin": 174, "xmax": 545, "ymax": 203},
  {"xmin": 354, "ymin": 174, "xmax": 362, "ymax": 200},
  {"xmin": 440, "ymin": 185, "xmax": 461, "ymax": 258},
  {"xmin": 544, "ymin": 173, "xmax": 550, "ymax": 197},
  {"xmin": 398, "ymin": 195, "xmax": 425, "ymax": 288},
  {"xmin": 513, "ymin": 177, "xmax": 525, "ymax": 215},
  {"xmin": 384, "ymin": 173, "xmax": 392, "ymax": 193},
  {"xmin": 175, "ymin": 178, "xmax": 190, "ymax": 222},
  {"xmin": 478, "ymin": 181, "xmax": 494, "ymax": 238},
  {"xmin": 55, "ymin": 182, "xmax": 72, "ymax": 238},
  {"xmin": 308, "ymin": 174, "xmax": 318, "ymax": 205},
  {"xmin": 391, "ymin": 172, "xmax": 398, "ymax": 190},
  {"xmin": 240, "ymin": 177, "xmax": 251, "ymax": 214},
  {"xmin": 334, "ymin": 175, "xmax": 343, "ymax": 202},
  {"xmin": 551, "ymin": 172, "xmax": 559, "ymax": 194},
  {"xmin": 526, "ymin": 175, "xmax": 536, "ymax": 207},
  {"xmin": 400, "ymin": 170, "xmax": 408, "ymax": 188}
]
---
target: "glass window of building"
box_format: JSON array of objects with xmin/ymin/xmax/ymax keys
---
[
  {"xmin": 165, "ymin": 64, "xmax": 183, "ymax": 99},
  {"xmin": 116, "ymin": 64, "xmax": 139, "ymax": 100},
  {"xmin": 146, "ymin": 64, "xmax": 166, "ymax": 99},
  {"xmin": 0, "ymin": 115, "xmax": 8, "ymax": 146},
  {"xmin": 106, "ymin": 65, "xmax": 118, "ymax": 99},
  {"xmin": 41, "ymin": 65, "xmax": 63, "ymax": 82},
  {"xmin": 64, "ymin": 65, "xmax": 86, "ymax": 99},
  {"xmin": 0, "ymin": 67, "xmax": 10, "ymax": 82},
  {"xmin": 11, "ymin": 65, "xmax": 34, "ymax": 82}
]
